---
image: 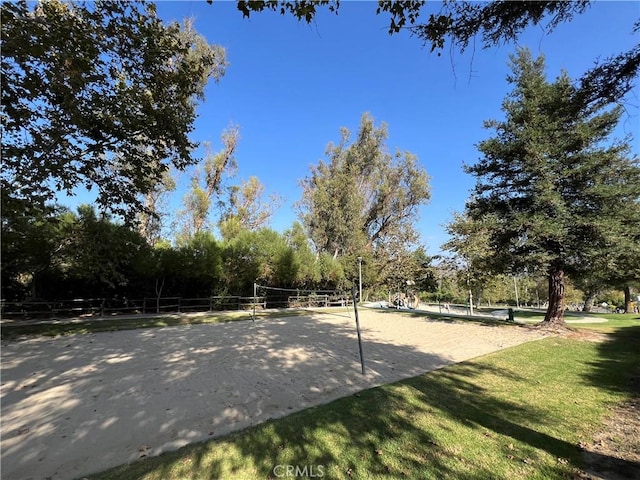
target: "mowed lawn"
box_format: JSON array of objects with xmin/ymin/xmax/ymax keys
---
[{"xmin": 86, "ymin": 315, "xmax": 640, "ymax": 480}]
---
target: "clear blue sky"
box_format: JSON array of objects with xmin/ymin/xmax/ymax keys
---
[{"xmin": 69, "ymin": 1, "xmax": 640, "ymax": 255}]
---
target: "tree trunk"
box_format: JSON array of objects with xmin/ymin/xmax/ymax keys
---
[
  {"xmin": 155, "ymin": 276, "xmax": 165, "ymax": 314},
  {"xmin": 475, "ymin": 289, "xmax": 483, "ymax": 308},
  {"xmin": 542, "ymin": 268, "xmax": 566, "ymax": 326},
  {"xmin": 582, "ymin": 291, "xmax": 596, "ymax": 312},
  {"xmin": 30, "ymin": 273, "xmax": 38, "ymax": 299},
  {"xmin": 624, "ymin": 285, "xmax": 631, "ymax": 313}
]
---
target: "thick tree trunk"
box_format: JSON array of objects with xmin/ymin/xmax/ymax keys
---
[
  {"xmin": 542, "ymin": 268, "xmax": 566, "ymax": 327},
  {"xmin": 624, "ymin": 285, "xmax": 631, "ymax": 313},
  {"xmin": 582, "ymin": 291, "xmax": 596, "ymax": 312}
]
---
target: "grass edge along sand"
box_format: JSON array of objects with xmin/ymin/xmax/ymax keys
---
[
  {"xmin": 0, "ymin": 308, "xmax": 325, "ymax": 341},
  {"xmin": 86, "ymin": 324, "xmax": 639, "ymax": 480}
]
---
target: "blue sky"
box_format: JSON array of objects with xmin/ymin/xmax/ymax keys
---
[{"xmin": 69, "ymin": 1, "xmax": 640, "ymax": 255}]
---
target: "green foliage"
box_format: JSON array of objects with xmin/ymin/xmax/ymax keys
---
[
  {"xmin": 443, "ymin": 211, "xmax": 504, "ymax": 303},
  {"xmin": 410, "ymin": 1, "xmax": 591, "ymax": 53},
  {"xmin": 221, "ymin": 228, "xmax": 287, "ymax": 294},
  {"xmin": 179, "ymin": 125, "xmax": 239, "ymax": 239},
  {"xmin": 1, "ymin": 0, "xmax": 226, "ymax": 218},
  {"xmin": 60, "ymin": 206, "xmax": 149, "ymax": 293},
  {"xmin": 0, "ymin": 203, "xmax": 353, "ymax": 301},
  {"xmin": 176, "ymin": 231, "xmax": 224, "ymax": 296},
  {"xmin": 284, "ymin": 222, "xmax": 321, "ymax": 286},
  {"xmin": 0, "ymin": 197, "xmax": 69, "ymax": 299},
  {"xmin": 298, "ymin": 113, "xmax": 431, "ymax": 292},
  {"xmin": 317, "ymin": 252, "xmax": 346, "ymax": 290},
  {"xmin": 219, "ymin": 176, "xmax": 284, "ymax": 241},
  {"xmin": 137, "ymin": 169, "xmax": 176, "ymax": 246},
  {"xmin": 299, "ymin": 113, "xmax": 430, "ymax": 257},
  {"xmin": 233, "ymin": 0, "xmax": 340, "ymax": 23},
  {"xmin": 456, "ymin": 48, "xmax": 640, "ymax": 324},
  {"xmin": 1, "ymin": 204, "xmax": 150, "ymax": 299},
  {"xmin": 411, "ymin": 247, "xmax": 438, "ymax": 293}
]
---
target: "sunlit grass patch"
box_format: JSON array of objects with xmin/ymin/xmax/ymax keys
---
[{"xmin": 574, "ymin": 312, "xmax": 640, "ymax": 332}]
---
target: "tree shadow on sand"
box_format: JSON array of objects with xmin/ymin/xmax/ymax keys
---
[
  {"xmin": 6, "ymin": 313, "xmax": 638, "ymax": 479},
  {"xmin": 93, "ymin": 319, "xmax": 640, "ymax": 479}
]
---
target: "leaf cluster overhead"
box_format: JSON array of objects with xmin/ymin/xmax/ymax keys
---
[{"xmin": 1, "ymin": 0, "xmax": 227, "ymax": 218}]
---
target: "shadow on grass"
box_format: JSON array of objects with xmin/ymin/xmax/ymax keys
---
[
  {"xmin": 585, "ymin": 325, "xmax": 640, "ymax": 396},
  {"xmin": 10, "ymin": 313, "xmax": 639, "ymax": 480},
  {"xmin": 99, "ymin": 327, "xmax": 640, "ymax": 480},
  {"xmin": 579, "ymin": 326, "xmax": 640, "ymax": 479},
  {"xmin": 114, "ymin": 360, "xmax": 577, "ymax": 479}
]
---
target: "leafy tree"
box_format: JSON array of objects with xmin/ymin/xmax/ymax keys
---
[
  {"xmin": 176, "ymin": 231, "xmax": 224, "ymax": 296},
  {"xmin": 221, "ymin": 228, "xmax": 288, "ymax": 294},
  {"xmin": 230, "ymin": 1, "xmax": 638, "ymax": 108},
  {"xmin": 411, "ymin": 247, "xmax": 438, "ymax": 294},
  {"xmin": 316, "ymin": 252, "xmax": 346, "ymax": 290},
  {"xmin": 1, "ymin": 199, "xmax": 154, "ymax": 300},
  {"xmin": 134, "ymin": 240, "xmax": 182, "ymax": 311},
  {"xmin": 460, "ymin": 48, "xmax": 640, "ymax": 326},
  {"xmin": 0, "ymin": 197, "xmax": 69, "ymax": 299},
  {"xmin": 59, "ymin": 205, "xmax": 149, "ymax": 296},
  {"xmin": 443, "ymin": 211, "xmax": 500, "ymax": 310},
  {"xmin": 566, "ymin": 198, "xmax": 640, "ymax": 312},
  {"xmin": 219, "ymin": 176, "xmax": 284, "ymax": 240},
  {"xmin": 180, "ymin": 125, "xmax": 239, "ymax": 239},
  {"xmin": 606, "ymin": 202, "xmax": 640, "ymax": 312},
  {"xmin": 372, "ymin": 237, "xmax": 422, "ymax": 296},
  {"xmin": 298, "ymin": 112, "xmax": 430, "ymax": 264},
  {"xmin": 427, "ymin": 259, "xmax": 466, "ymax": 304},
  {"xmin": 1, "ymin": 0, "xmax": 226, "ymax": 218},
  {"xmin": 284, "ymin": 221, "xmax": 321, "ymax": 287}
]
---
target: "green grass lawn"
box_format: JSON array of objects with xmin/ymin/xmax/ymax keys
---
[
  {"xmin": 86, "ymin": 323, "xmax": 640, "ymax": 480},
  {"xmin": 573, "ymin": 312, "xmax": 640, "ymax": 332},
  {"xmin": 0, "ymin": 312, "xmax": 247, "ymax": 340}
]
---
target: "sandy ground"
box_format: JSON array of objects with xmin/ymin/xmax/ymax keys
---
[{"xmin": 1, "ymin": 309, "xmax": 548, "ymax": 480}]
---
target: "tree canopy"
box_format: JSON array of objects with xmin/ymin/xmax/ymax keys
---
[
  {"xmin": 298, "ymin": 113, "xmax": 430, "ymax": 259},
  {"xmin": 179, "ymin": 125, "xmax": 240, "ymax": 239},
  {"xmin": 219, "ymin": 176, "xmax": 284, "ymax": 241},
  {"xmin": 1, "ymin": 0, "xmax": 227, "ymax": 218},
  {"xmin": 453, "ymin": 48, "xmax": 640, "ymax": 326},
  {"xmin": 298, "ymin": 113, "xmax": 430, "ymax": 291}
]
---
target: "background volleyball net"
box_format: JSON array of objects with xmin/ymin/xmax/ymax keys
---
[
  {"xmin": 254, "ymin": 284, "xmax": 353, "ymax": 311},
  {"xmin": 252, "ymin": 284, "xmax": 365, "ymax": 374}
]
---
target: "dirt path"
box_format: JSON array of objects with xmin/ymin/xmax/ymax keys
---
[{"xmin": 1, "ymin": 310, "xmax": 547, "ymax": 480}]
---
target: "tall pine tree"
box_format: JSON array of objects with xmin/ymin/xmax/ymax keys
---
[{"xmin": 461, "ymin": 48, "xmax": 640, "ymax": 326}]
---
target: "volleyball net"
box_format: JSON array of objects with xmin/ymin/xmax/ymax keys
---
[
  {"xmin": 252, "ymin": 284, "xmax": 365, "ymax": 374},
  {"xmin": 254, "ymin": 284, "xmax": 354, "ymax": 311}
]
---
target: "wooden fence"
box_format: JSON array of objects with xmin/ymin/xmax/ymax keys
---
[{"xmin": 0, "ymin": 295, "xmax": 266, "ymax": 320}]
